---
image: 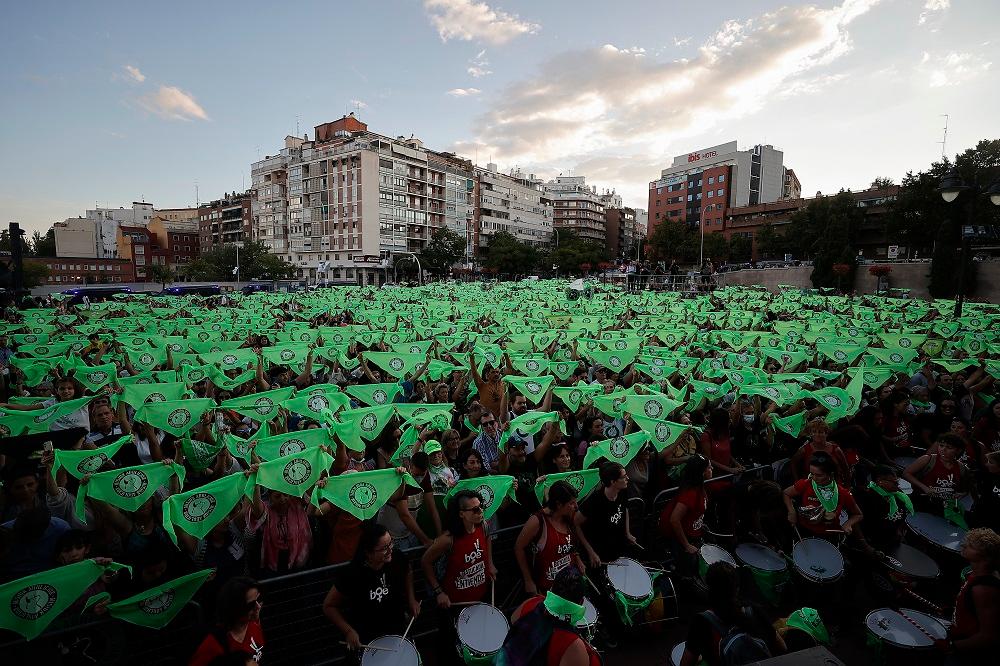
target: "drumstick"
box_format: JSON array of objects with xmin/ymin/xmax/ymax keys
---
[
  {"xmin": 491, "ymin": 577, "xmax": 495, "ymax": 607},
  {"xmin": 399, "ymin": 615, "xmax": 416, "ymax": 647},
  {"xmin": 448, "ymin": 601, "xmax": 483, "ymax": 607},
  {"xmin": 793, "ymin": 526, "xmax": 804, "ymax": 544},
  {"xmin": 898, "ymin": 609, "xmax": 939, "ymax": 643},
  {"xmin": 340, "ymin": 641, "xmax": 394, "ymax": 652}
]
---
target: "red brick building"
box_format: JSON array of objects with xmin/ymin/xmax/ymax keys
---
[
  {"xmin": 26, "ymin": 256, "xmax": 135, "ymax": 285},
  {"xmin": 199, "ymin": 191, "xmax": 253, "ymax": 250}
]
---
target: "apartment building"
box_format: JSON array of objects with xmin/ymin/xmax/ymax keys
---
[
  {"xmin": 251, "ymin": 114, "xmax": 474, "ymax": 284},
  {"xmin": 198, "ymin": 191, "xmax": 253, "ymax": 250},
  {"xmin": 647, "ymin": 142, "xmax": 794, "ymax": 236},
  {"xmin": 474, "ymin": 164, "xmax": 552, "ymax": 255},
  {"xmin": 542, "ymin": 176, "xmax": 606, "ymax": 244},
  {"xmin": 53, "ymin": 202, "xmax": 154, "ymax": 258},
  {"xmin": 604, "ymin": 207, "xmax": 638, "ymax": 260}
]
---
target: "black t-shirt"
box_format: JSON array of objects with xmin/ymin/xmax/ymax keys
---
[
  {"xmin": 499, "ymin": 457, "xmax": 539, "ymax": 525},
  {"xmin": 580, "ymin": 489, "xmax": 626, "ymax": 561},
  {"xmin": 857, "ymin": 489, "xmax": 906, "ymax": 548},
  {"xmin": 333, "ymin": 549, "xmax": 409, "ymax": 643},
  {"xmin": 685, "ymin": 605, "xmax": 773, "ymax": 666},
  {"xmin": 973, "ymin": 471, "xmax": 1000, "ymax": 532}
]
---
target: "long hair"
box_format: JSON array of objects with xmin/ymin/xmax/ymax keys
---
[
  {"xmin": 679, "ymin": 454, "xmax": 711, "ymax": 490},
  {"xmin": 215, "ymin": 576, "xmax": 259, "ymax": 629},
  {"xmin": 544, "ymin": 480, "xmax": 578, "ymax": 511}
]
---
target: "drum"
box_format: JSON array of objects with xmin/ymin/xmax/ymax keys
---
[
  {"xmin": 575, "ymin": 597, "xmax": 599, "ymax": 640},
  {"xmin": 735, "ymin": 543, "xmax": 789, "ymax": 604},
  {"xmin": 865, "ymin": 608, "xmax": 946, "ymax": 666},
  {"xmin": 669, "ymin": 641, "xmax": 686, "ymax": 666},
  {"xmin": 791, "ymin": 538, "xmax": 844, "ymax": 584},
  {"xmin": 606, "ymin": 557, "xmax": 654, "ymax": 623},
  {"xmin": 697, "ymin": 544, "xmax": 736, "ymax": 580},
  {"xmin": 882, "ymin": 543, "xmax": 941, "ymax": 585},
  {"xmin": 361, "ymin": 635, "xmax": 422, "ymax": 666},
  {"xmin": 905, "ymin": 512, "xmax": 966, "ymax": 555},
  {"xmin": 456, "ymin": 603, "xmax": 508, "ymax": 665}
]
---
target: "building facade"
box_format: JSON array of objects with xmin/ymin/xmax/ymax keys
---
[
  {"xmin": 604, "ymin": 207, "xmax": 637, "ymax": 260},
  {"xmin": 251, "ymin": 114, "xmax": 474, "ymax": 284},
  {"xmin": 26, "ymin": 256, "xmax": 135, "ymax": 285},
  {"xmin": 542, "ymin": 176, "xmax": 606, "ymax": 244},
  {"xmin": 474, "ymin": 164, "xmax": 552, "ymax": 255},
  {"xmin": 198, "ymin": 192, "xmax": 253, "ymax": 250},
  {"xmin": 647, "ymin": 142, "xmax": 793, "ymax": 236},
  {"xmin": 53, "ymin": 202, "xmax": 154, "ymax": 258}
]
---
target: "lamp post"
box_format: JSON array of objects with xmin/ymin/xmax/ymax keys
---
[{"xmin": 936, "ymin": 169, "xmax": 1000, "ymax": 317}]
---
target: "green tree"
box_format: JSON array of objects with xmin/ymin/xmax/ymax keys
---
[
  {"xmin": 786, "ymin": 191, "xmax": 863, "ymax": 290},
  {"xmin": 871, "ymin": 177, "xmax": 895, "ymax": 189},
  {"xmin": 549, "ymin": 229, "xmax": 607, "ymax": 274},
  {"xmin": 701, "ymin": 232, "xmax": 729, "ymax": 264},
  {"xmin": 754, "ymin": 223, "xmax": 786, "ymax": 260},
  {"xmin": 483, "ymin": 231, "xmax": 538, "ymax": 277},
  {"xmin": 728, "ymin": 234, "xmax": 753, "ymax": 263},
  {"xmin": 29, "ymin": 228, "xmax": 57, "ymax": 257},
  {"xmin": 183, "ymin": 242, "xmax": 297, "ymax": 281},
  {"xmin": 647, "ymin": 221, "xmax": 697, "ymax": 265},
  {"xmin": 420, "ymin": 227, "xmax": 466, "ymax": 277},
  {"xmin": 22, "ymin": 262, "xmax": 50, "ymax": 288},
  {"xmin": 147, "ymin": 264, "xmax": 174, "ymax": 288}
]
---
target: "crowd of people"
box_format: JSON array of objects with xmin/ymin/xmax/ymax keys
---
[{"xmin": 1, "ymin": 280, "xmax": 999, "ymax": 666}]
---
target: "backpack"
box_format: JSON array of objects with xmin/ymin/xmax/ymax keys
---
[{"xmin": 701, "ymin": 609, "xmax": 772, "ymax": 666}]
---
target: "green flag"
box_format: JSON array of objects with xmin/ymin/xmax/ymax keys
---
[
  {"xmin": 345, "ymin": 382, "xmax": 403, "ymax": 407},
  {"xmin": 162, "ymin": 474, "xmax": 251, "ymax": 544},
  {"xmin": 284, "ymin": 389, "xmax": 350, "ymax": 420},
  {"xmin": 252, "ymin": 427, "xmax": 333, "ymax": 461},
  {"xmin": 120, "ymin": 382, "xmax": 189, "ymax": 410},
  {"xmin": 126, "ymin": 347, "xmax": 168, "ymax": 372},
  {"xmin": 310, "ymin": 468, "xmax": 419, "ymax": 519},
  {"xmin": 631, "ymin": 415, "xmax": 692, "ymax": 452},
  {"xmin": 337, "ymin": 405, "xmax": 396, "ymax": 442},
  {"xmin": 534, "ymin": 468, "xmax": 601, "ymax": 505},
  {"xmin": 179, "ymin": 436, "xmax": 225, "ymax": 471},
  {"xmin": 771, "ymin": 411, "xmax": 807, "ymax": 438},
  {"xmin": 499, "ymin": 411, "xmax": 562, "ymax": 451},
  {"xmin": 548, "ymin": 360, "xmax": 579, "ymax": 381},
  {"xmin": 93, "ymin": 569, "xmax": 213, "ymax": 629},
  {"xmin": 552, "ymin": 383, "xmax": 601, "ymax": 411},
  {"xmin": 0, "ymin": 396, "xmax": 95, "ymax": 437},
  {"xmin": 504, "ymin": 375, "xmax": 555, "ymax": 406},
  {"xmin": 866, "ymin": 347, "xmax": 919, "ymax": 367},
  {"xmin": 220, "ymin": 386, "xmax": 296, "ymax": 422},
  {"xmin": 589, "ymin": 349, "xmax": 640, "ymax": 373},
  {"xmin": 591, "ymin": 390, "xmax": 630, "ymax": 418},
  {"xmin": 52, "ymin": 435, "xmax": 131, "ymax": 480},
  {"xmin": 251, "ymin": 446, "xmax": 332, "ymax": 497},
  {"xmin": 133, "ymin": 398, "xmax": 214, "ymax": 437},
  {"xmin": 76, "ymin": 461, "xmax": 185, "ymax": 522},
  {"xmin": 445, "ymin": 475, "xmax": 517, "ymax": 521},
  {"xmin": 364, "ymin": 351, "xmax": 425, "ymax": 379},
  {"xmin": 582, "ymin": 431, "xmax": 650, "ymax": 468},
  {"xmin": 623, "ymin": 394, "xmax": 685, "ymax": 421},
  {"xmin": 73, "ymin": 363, "xmax": 118, "ymax": 392},
  {"xmin": 0, "ymin": 559, "xmax": 130, "ymax": 640},
  {"xmin": 846, "ymin": 366, "xmax": 895, "ymax": 389}
]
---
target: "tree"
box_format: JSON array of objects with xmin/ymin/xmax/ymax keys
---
[
  {"xmin": 549, "ymin": 229, "xmax": 607, "ymax": 274},
  {"xmin": 482, "ymin": 231, "xmax": 538, "ymax": 277},
  {"xmin": 29, "ymin": 228, "xmax": 57, "ymax": 257},
  {"xmin": 785, "ymin": 191, "xmax": 863, "ymax": 290},
  {"xmin": 22, "ymin": 262, "xmax": 49, "ymax": 288},
  {"xmin": 701, "ymin": 232, "xmax": 729, "ymax": 264},
  {"xmin": 871, "ymin": 177, "xmax": 895, "ymax": 189},
  {"xmin": 420, "ymin": 227, "xmax": 466, "ymax": 277},
  {"xmin": 647, "ymin": 221, "xmax": 697, "ymax": 264},
  {"xmin": 183, "ymin": 242, "xmax": 297, "ymax": 281},
  {"xmin": 754, "ymin": 223, "xmax": 786, "ymax": 260},
  {"xmin": 728, "ymin": 234, "xmax": 753, "ymax": 263},
  {"xmin": 147, "ymin": 264, "xmax": 174, "ymax": 288}
]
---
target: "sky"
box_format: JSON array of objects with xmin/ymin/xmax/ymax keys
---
[{"xmin": 1, "ymin": 0, "xmax": 997, "ymax": 235}]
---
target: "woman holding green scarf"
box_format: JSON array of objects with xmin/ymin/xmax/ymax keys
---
[{"xmin": 783, "ymin": 453, "xmax": 862, "ymax": 538}]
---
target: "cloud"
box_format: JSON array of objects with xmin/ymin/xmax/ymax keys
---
[
  {"xmin": 423, "ymin": 0, "xmax": 539, "ymax": 45},
  {"xmin": 918, "ymin": 0, "xmax": 949, "ymax": 25},
  {"xmin": 455, "ymin": 0, "xmax": 882, "ymax": 173},
  {"xmin": 350, "ymin": 99, "xmax": 369, "ymax": 109},
  {"xmin": 123, "ymin": 65, "xmax": 145, "ymax": 83},
  {"xmin": 468, "ymin": 49, "xmax": 492, "ymax": 78},
  {"xmin": 448, "ymin": 87, "xmax": 482, "ymax": 97},
  {"xmin": 777, "ymin": 72, "xmax": 848, "ymax": 98},
  {"xmin": 923, "ymin": 50, "xmax": 991, "ymax": 87},
  {"xmin": 138, "ymin": 85, "xmax": 208, "ymax": 121},
  {"xmin": 673, "ymin": 36, "xmax": 692, "ymax": 47}
]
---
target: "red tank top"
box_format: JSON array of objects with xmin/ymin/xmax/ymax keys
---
[
  {"xmin": 443, "ymin": 525, "xmax": 490, "ymax": 603},
  {"xmin": 533, "ymin": 511, "xmax": 574, "ymax": 591},
  {"xmin": 517, "ymin": 596, "xmax": 602, "ymax": 666},
  {"xmin": 920, "ymin": 455, "xmax": 961, "ymax": 493},
  {"xmin": 952, "ymin": 574, "xmax": 1000, "ymax": 641}
]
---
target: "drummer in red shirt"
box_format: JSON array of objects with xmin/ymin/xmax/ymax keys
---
[
  {"xmin": 422, "ymin": 489, "xmax": 497, "ymax": 664},
  {"xmin": 514, "ymin": 481, "xmax": 584, "ymax": 595},
  {"xmin": 658, "ymin": 455, "xmax": 712, "ymax": 576},
  {"xmin": 189, "ymin": 577, "xmax": 264, "ymax": 665},
  {"xmin": 783, "ymin": 453, "xmax": 862, "ymax": 539},
  {"xmin": 936, "ymin": 528, "xmax": 1000, "ymax": 664},
  {"xmin": 903, "ymin": 433, "xmax": 970, "ymax": 514}
]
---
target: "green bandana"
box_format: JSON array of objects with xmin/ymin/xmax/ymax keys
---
[
  {"xmin": 133, "ymin": 398, "xmax": 214, "ymax": 437},
  {"xmin": 867, "ymin": 481, "xmax": 914, "ymax": 520},
  {"xmin": 445, "ymin": 475, "xmax": 517, "ymax": 521},
  {"xmin": 505, "ymin": 375, "xmax": 556, "ymax": 406},
  {"xmin": 543, "ymin": 591, "xmax": 586, "ymax": 625},
  {"xmin": 52, "ymin": 435, "xmax": 131, "ymax": 479},
  {"xmin": 221, "ymin": 386, "xmax": 296, "ymax": 423},
  {"xmin": 344, "ymin": 382, "xmax": 403, "ymax": 407},
  {"xmin": 534, "ymin": 468, "xmax": 601, "ymax": 505},
  {"xmin": 785, "ymin": 607, "xmax": 830, "ymax": 645},
  {"xmin": 120, "ymin": 382, "xmax": 189, "ymax": 410},
  {"xmin": 252, "ymin": 427, "xmax": 333, "ymax": 461},
  {"xmin": 811, "ymin": 477, "xmax": 839, "ymax": 514},
  {"xmin": 76, "ymin": 461, "xmax": 185, "ymax": 522},
  {"xmin": 85, "ymin": 569, "xmax": 213, "ymax": 630},
  {"xmin": 582, "ymin": 431, "xmax": 650, "ymax": 468},
  {"xmin": 499, "ymin": 411, "xmax": 563, "ymax": 451},
  {"xmin": 309, "ymin": 467, "xmax": 419, "ymax": 519},
  {"xmin": 249, "ymin": 446, "xmax": 332, "ymax": 498},
  {"xmin": 163, "ymin": 473, "xmax": 251, "ymax": 544},
  {"xmin": 0, "ymin": 396, "xmax": 95, "ymax": 437}
]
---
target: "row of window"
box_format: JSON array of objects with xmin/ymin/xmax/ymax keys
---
[
  {"xmin": 48, "ymin": 275, "xmax": 126, "ymax": 283},
  {"xmin": 46, "ymin": 263, "xmax": 126, "ymax": 272}
]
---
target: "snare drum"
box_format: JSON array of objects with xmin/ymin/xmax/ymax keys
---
[
  {"xmin": 669, "ymin": 641, "xmax": 686, "ymax": 666},
  {"xmin": 905, "ymin": 512, "xmax": 966, "ymax": 555},
  {"xmin": 865, "ymin": 608, "xmax": 946, "ymax": 666},
  {"xmin": 361, "ymin": 635, "xmax": 422, "ymax": 666},
  {"xmin": 575, "ymin": 598, "xmax": 599, "ymax": 640},
  {"xmin": 606, "ymin": 557, "xmax": 654, "ymax": 623},
  {"xmin": 792, "ymin": 538, "xmax": 844, "ymax": 584},
  {"xmin": 456, "ymin": 603, "xmax": 508, "ymax": 665},
  {"xmin": 882, "ymin": 543, "xmax": 941, "ymax": 586},
  {"xmin": 697, "ymin": 544, "xmax": 737, "ymax": 581},
  {"xmin": 735, "ymin": 543, "xmax": 789, "ymax": 604}
]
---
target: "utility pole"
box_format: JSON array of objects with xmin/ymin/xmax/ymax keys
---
[{"xmin": 8, "ymin": 222, "xmax": 25, "ymax": 306}]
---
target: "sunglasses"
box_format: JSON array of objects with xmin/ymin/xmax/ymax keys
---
[
  {"xmin": 246, "ymin": 594, "xmax": 263, "ymax": 609},
  {"xmin": 481, "ymin": 420, "xmax": 497, "ymax": 427},
  {"xmin": 460, "ymin": 505, "xmax": 484, "ymax": 514}
]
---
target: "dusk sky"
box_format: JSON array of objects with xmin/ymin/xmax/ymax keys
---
[{"xmin": 1, "ymin": 0, "xmax": 996, "ymax": 234}]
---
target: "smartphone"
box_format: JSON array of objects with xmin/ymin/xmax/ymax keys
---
[{"xmin": 43, "ymin": 441, "xmax": 54, "ymax": 453}]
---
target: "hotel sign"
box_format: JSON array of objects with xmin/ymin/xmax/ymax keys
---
[{"xmin": 688, "ymin": 150, "xmax": 719, "ymax": 163}]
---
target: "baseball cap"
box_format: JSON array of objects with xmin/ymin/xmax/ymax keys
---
[{"xmin": 424, "ymin": 439, "xmax": 442, "ymax": 455}]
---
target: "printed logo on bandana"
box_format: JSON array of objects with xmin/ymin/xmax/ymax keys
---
[
  {"xmin": 705, "ymin": 385, "xmax": 719, "ymax": 395},
  {"xmin": 24, "ymin": 335, "xmax": 37, "ymax": 344},
  {"xmin": 139, "ymin": 589, "xmax": 176, "ymax": 615},
  {"xmin": 525, "ymin": 381, "xmax": 542, "ymax": 395},
  {"xmin": 737, "ymin": 353, "xmax": 749, "ymax": 364},
  {"xmin": 279, "ymin": 349, "xmax": 295, "ymax": 362},
  {"xmin": 654, "ymin": 423, "xmax": 670, "ymax": 442},
  {"xmin": 36, "ymin": 346, "xmax": 50, "ymax": 355},
  {"xmin": 609, "ymin": 437, "xmax": 629, "ymax": 459},
  {"xmin": 282, "ymin": 459, "xmax": 312, "ymax": 486},
  {"xmin": 565, "ymin": 473, "xmax": 585, "ymax": 493},
  {"xmin": 279, "ymin": 440, "xmax": 306, "ymax": 457},
  {"xmin": 253, "ymin": 397, "xmax": 275, "ymax": 415},
  {"xmin": 11, "ymin": 584, "xmax": 57, "ymax": 620},
  {"xmin": 834, "ymin": 351, "xmax": 847, "ymax": 362},
  {"xmin": 409, "ymin": 345, "xmax": 422, "ymax": 354},
  {"xmin": 711, "ymin": 360, "xmax": 723, "ymax": 370},
  {"xmin": 360, "ymin": 413, "xmax": 379, "ymax": 433},
  {"xmin": 608, "ymin": 355, "xmax": 623, "ymax": 369},
  {"xmin": 167, "ymin": 409, "xmax": 192, "ymax": 430},
  {"xmin": 307, "ymin": 395, "xmax": 329, "ymax": 412},
  {"xmin": 233, "ymin": 439, "xmax": 251, "ymax": 458},
  {"xmin": 652, "ymin": 358, "xmax": 666, "ymax": 367},
  {"xmin": 371, "ymin": 389, "xmax": 388, "ymax": 405},
  {"xmin": 139, "ymin": 353, "xmax": 155, "ymax": 366},
  {"xmin": 863, "ymin": 372, "xmax": 878, "ymax": 384},
  {"xmin": 33, "ymin": 407, "xmax": 58, "ymax": 424},
  {"xmin": 146, "ymin": 392, "xmax": 167, "ymax": 403},
  {"xmin": 764, "ymin": 387, "xmax": 780, "ymax": 400},
  {"xmin": 77, "ymin": 453, "xmax": 108, "ymax": 475},
  {"xmin": 88, "ymin": 371, "xmax": 109, "ymax": 385},
  {"xmin": 555, "ymin": 363, "xmax": 569, "ymax": 375},
  {"xmin": 389, "ymin": 357, "xmax": 405, "ymax": 372},
  {"xmin": 198, "ymin": 332, "xmax": 210, "ymax": 342},
  {"xmin": 181, "ymin": 492, "xmax": 217, "ymax": 522},
  {"xmin": 113, "ymin": 469, "xmax": 149, "ymax": 498},
  {"xmin": 889, "ymin": 353, "xmax": 904, "ymax": 364},
  {"xmin": 899, "ymin": 338, "xmax": 912, "ymax": 348},
  {"xmin": 729, "ymin": 371, "xmax": 742, "ymax": 383},
  {"xmin": 222, "ymin": 354, "xmax": 238, "ymax": 366},
  {"xmin": 136, "ymin": 377, "xmax": 154, "ymax": 385},
  {"xmin": 568, "ymin": 389, "xmax": 582, "ymax": 405},
  {"xmin": 643, "ymin": 400, "xmax": 663, "ymax": 418},
  {"xmin": 614, "ymin": 340, "xmax": 628, "ymax": 351},
  {"xmin": 349, "ymin": 482, "xmax": 378, "ymax": 510},
  {"xmin": 475, "ymin": 483, "xmax": 495, "ymax": 510},
  {"xmin": 823, "ymin": 395, "xmax": 843, "ymax": 408},
  {"xmin": 188, "ymin": 369, "xmax": 205, "ymax": 382},
  {"xmin": 526, "ymin": 359, "xmax": 541, "ymax": 372}
]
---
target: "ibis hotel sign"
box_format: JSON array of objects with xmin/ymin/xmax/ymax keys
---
[{"xmin": 671, "ymin": 141, "xmax": 738, "ymax": 168}]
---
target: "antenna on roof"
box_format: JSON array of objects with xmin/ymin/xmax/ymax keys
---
[
  {"xmin": 195, "ymin": 181, "xmax": 199, "ymax": 207},
  {"xmin": 938, "ymin": 114, "xmax": 949, "ymax": 159},
  {"xmin": 296, "ymin": 115, "xmax": 300, "ymax": 136}
]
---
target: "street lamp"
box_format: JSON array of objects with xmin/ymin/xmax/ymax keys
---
[{"xmin": 936, "ymin": 169, "xmax": 1000, "ymax": 317}]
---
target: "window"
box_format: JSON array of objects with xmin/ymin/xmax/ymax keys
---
[
  {"xmin": 719, "ymin": 175, "xmax": 725, "ymax": 182},
  {"xmin": 687, "ymin": 194, "xmax": 693, "ymax": 202},
  {"xmin": 697, "ymin": 179, "xmax": 702, "ymax": 186},
  {"xmin": 708, "ymin": 176, "xmax": 715, "ymax": 184},
  {"xmin": 655, "ymin": 212, "xmax": 660, "ymax": 219}
]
